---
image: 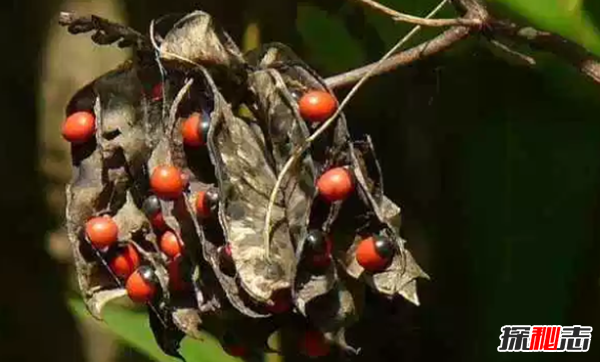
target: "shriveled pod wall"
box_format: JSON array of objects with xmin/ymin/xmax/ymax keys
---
[{"xmin": 59, "ymin": 10, "xmax": 428, "ymax": 359}]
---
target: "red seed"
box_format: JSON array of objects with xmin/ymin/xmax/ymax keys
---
[
  {"xmin": 109, "ymin": 244, "xmax": 140, "ymax": 278},
  {"xmin": 150, "ymin": 212, "xmax": 167, "ymax": 231},
  {"xmin": 300, "ymin": 330, "xmax": 330, "ymax": 357},
  {"xmin": 126, "ymin": 266, "xmax": 157, "ymax": 303},
  {"xmin": 316, "ymin": 167, "xmax": 354, "ymax": 202},
  {"xmin": 298, "ymin": 90, "xmax": 337, "ymax": 123},
  {"xmin": 195, "ymin": 190, "xmax": 215, "ymax": 218},
  {"xmin": 355, "ymin": 236, "xmax": 394, "ymax": 272},
  {"xmin": 62, "ymin": 111, "xmax": 96, "ymax": 144},
  {"xmin": 181, "ymin": 112, "xmax": 208, "ymax": 147},
  {"xmin": 160, "ymin": 230, "xmax": 183, "ymax": 258},
  {"xmin": 85, "ymin": 216, "xmax": 119, "ymax": 249},
  {"xmin": 150, "ymin": 165, "xmax": 185, "ymax": 200}
]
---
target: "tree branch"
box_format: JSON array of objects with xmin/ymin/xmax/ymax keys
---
[
  {"xmin": 491, "ymin": 23, "xmax": 600, "ymax": 84},
  {"xmin": 326, "ymin": 26, "xmax": 472, "ymax": 88},
  {"xmin": 326, "ymin": 0, "xmax": 600, "ymax": 88},
  {"xmin": 352, "ymin": 0, "xmax": 480, "ymax": 27}
]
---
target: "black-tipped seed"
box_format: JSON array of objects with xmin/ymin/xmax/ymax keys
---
[
  {"xmin": 356, "ymin": 235, "xmax": 396, "ymax": 272},
  {"xmin": 142, "ymin": 195, "xmax": 161, "ymax": 217},
  {"xmin": 138, "ymin": 265, "xmax": 157, "ymax": 282},
  {"xmin": 304, "ymin": 230, "xmax": 333, "ymax": 269},
  {"xmin": 290, "ymin": 89, "xmax": 303, "ymax": 101},
  {"xmin": 200, "ymin": 115, "xmax": 210, "ymax": 141},
  {"xmin": 142, "ymin": 195, "xmax": 167, "ymax": 230},
  {"xmin": 182, "ymin": 112, "xmax": 210, "ymax": 147},
  {"xmin": 374, "ymin": 236, "xmax": 395, "ymax": 259},
  {"xmin": 126, "ymin": 265, "xmax": 158, "ymax": 303},
  {"xmin": 195, "ymin": 188, "xmax": 220, "ymax": 218},
  {"xmin": 205, "ymin": 188, "xmax": 219, "ymax": 205},
  {"xmin": 305, "ymin": 230, "xmax": 326, "ymax": 254}
]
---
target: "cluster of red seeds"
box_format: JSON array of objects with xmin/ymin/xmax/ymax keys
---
[
  {"xmin": 62, "ymin": 86, "xmax": 394, "ymax": 358},
  {"xmin": 299, "ymin": 90, "xmax": 397, "ymax": 272}
]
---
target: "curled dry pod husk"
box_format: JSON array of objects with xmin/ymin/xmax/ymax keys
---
[
  {"xmin": 156, "ymin": 11, "xmax": 246, "ymax": 78},
  {"xmin": 305, "ymin": 282, "xmax": 359, "ymax": 354},
  {"xmin": 65, "ymin": 61, "xmax": 197, "ymax": 357},
  {"xmin": 143, "ymin": 76, "xmax": 211, "ymax": 343},
  {"xmin": 163, "ymin": 68, "xmax": 269, "ymax": 318},
  {"xmin": 204, "ymin": 66, "xmax": 296, "ymax": 305},
  {"xmin": 247, "ymin": 67, "xmax": 322, "ymax": 305},
  {"xmin": 247, "ymin": 69, "xmax": 316, "ymax": 244},
  {"xmin": 344, "ymin": 142, "xmax": 429, "ymax": 305},
  {"xmin": 249, "ymin": 44, "xmax": 360, "ymax": 350},
  {"xmin": 257, "ymin": 43, "xmax": 427, "ymax": 305},
  {"xmin": 58, "ymin": 12, "xmax": 152, "ymax": 51},
  {"xmin": 66, "ymin": 64, "xmax": 157, "ymax": 319}
]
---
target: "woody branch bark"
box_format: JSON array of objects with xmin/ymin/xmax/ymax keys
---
[
  {"xmin": 326, "ymin": 0, "xmax": 600, "ymax": 88},
  {"xmin": 352, "ymin": 0, "xmax": 481, "ymax": 27}
]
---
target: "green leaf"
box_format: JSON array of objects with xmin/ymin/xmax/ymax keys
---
[
  {"xmin": 69, "ymin": 298, "xmax": 239, "ymax": 362},
  {"xmin": 296, "ymin": 3, "xmax": 366, "ymax": 74},
  {"xmin": 489, "ymin": 0, "xmax": 600, "ymax": 56}
]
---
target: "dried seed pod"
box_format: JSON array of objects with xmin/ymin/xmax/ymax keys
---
[
  {"xmin": 156, "ymin": 11, "xmax": 246, "ymax": 76},
  {"xmin": 61, "ymin": 10, "xmax": 429, "ymax": 358},
  {"xmin": 207, "ymin": 82, "xmax": 295, "ymax": 303}
]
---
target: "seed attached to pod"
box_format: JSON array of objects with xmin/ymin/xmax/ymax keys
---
[
  {"xmin": 316, "ymin": 167, "xmax": 354, "ymax": 202},
  {"xmin": 356, "ymin": 235, "xmax": 396, "ymax": 272},
  {"xmin": 126, "ymin": 265, "xmax": 158, "ymax": 303},
  {"xmin": 298, "ymin": 90, "xmax": 337, "ymax": 123},
  {"xmin": 300, "ymin": 330, "xmax": 330, "ymax": 358},
  {"xmin": 109, "ymin": 244, "xmax": 140, "ymax": 279},
  {"xmin": 150, "ymin": 165, "xmax": 185, "ymax": 200},
  {"xmin": 62, "ymin": 111, "xmax": 96, "ymax": 144},
  {"xmin": 195, "ymin": 188, "xmax": 219, "ymax": 218},
  {"xmin": 85, "ymin": 215, "xmax": 119, "ymax": 249},
  {"xmin": 142, "ymin": 195, "xmax": 167, "ymax": 231},
  {"xmin": 181, "ymin": 112, "xmax": 210, "ymax": 147},
  {"xmin": 305, "ymin": 230, "xmax": 332, "ymax": 268},
  {"xmin": 160, "ymin": 230, "xmax": 183, "ymax": 258}
]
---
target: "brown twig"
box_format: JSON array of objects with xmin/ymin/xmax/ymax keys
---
[
  {"xmin": 58, "ymin": 12, "xmax": 150, "ymax": 49},
  {"xmin": 492, "ymin": 23, "xmax": 600, "ymax": 84},
  {"xmin": 353, "ymin": 0, "xmax": 480, "ymax": 27},
  {"xmin": 326, "ymin": 0, "xmax": 600, "ymax": 88},
  {"xmin": 487, "ymin": 38, "xmax": 536, "ymax": 66},
  {"xmin": 326, "ymin": 26, "xmax": 472, "ymax": 88}
]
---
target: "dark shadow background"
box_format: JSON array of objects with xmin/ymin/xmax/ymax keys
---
[{"xmin": 1, "ymin": 0, "xmax": 600, "ymax": 362}]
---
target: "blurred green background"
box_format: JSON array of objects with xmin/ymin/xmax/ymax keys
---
[{"xmin": 1, "ymin": 0, "xmax": 600, "ymax": 361}]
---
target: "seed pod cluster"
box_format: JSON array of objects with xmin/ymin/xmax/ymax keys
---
[{"xmin": 60, "ymin": 10, "xmax": 428, "ymax": 358}]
